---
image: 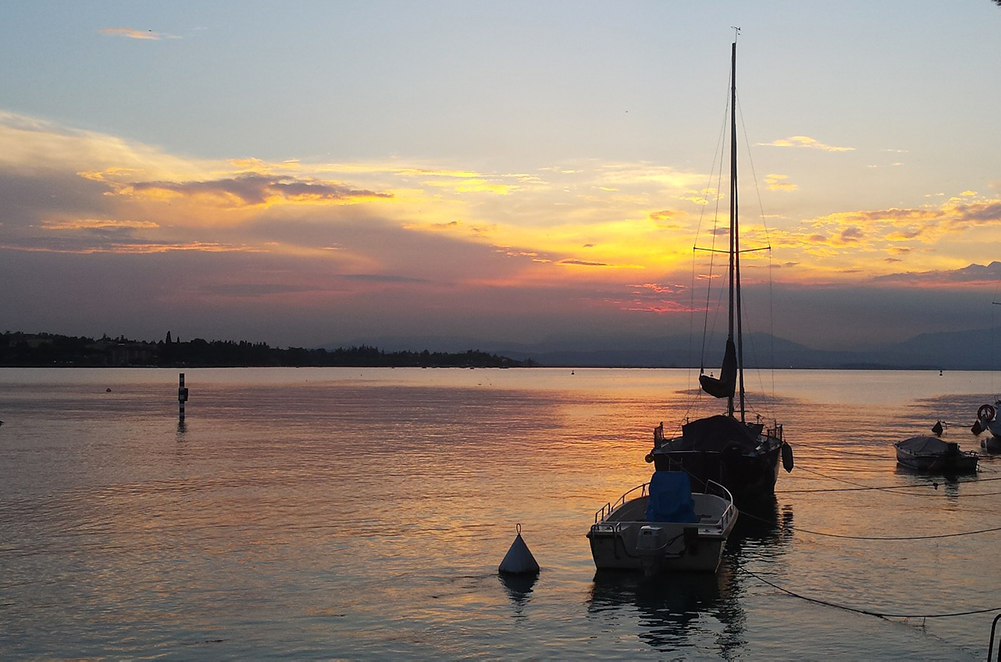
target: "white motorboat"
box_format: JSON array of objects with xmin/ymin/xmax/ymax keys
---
[{"xmin": 587, "ymin": 471, "xmax": 737, "ymax": 575}]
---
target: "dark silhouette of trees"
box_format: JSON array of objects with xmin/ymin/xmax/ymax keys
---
[{"xmin": 0, "ymin": 331, "xmax": 535, "ymax": 368}]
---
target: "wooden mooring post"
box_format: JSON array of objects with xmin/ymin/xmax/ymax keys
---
[{"xmin": 178, "ymin": 373, "xmax": 189, "ymax": 422}]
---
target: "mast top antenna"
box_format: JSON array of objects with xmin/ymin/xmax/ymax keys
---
[{"xmin": 731, "ymin": 26, "xmax": 741, "ymax": 42}]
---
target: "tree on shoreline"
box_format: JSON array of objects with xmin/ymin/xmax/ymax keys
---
[{"xmin": 0, "ymin": 331, "xmax": 534, "ymax": 368}]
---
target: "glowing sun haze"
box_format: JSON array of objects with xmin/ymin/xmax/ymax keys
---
[{"xmin": 1, "ymin": 1, "xmax": 999, "ymax": 351}]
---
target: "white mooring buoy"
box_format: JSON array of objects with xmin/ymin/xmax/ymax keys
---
[{"xmin": 498, "ymin": 523, "xmax": 540, "ymax": 575}]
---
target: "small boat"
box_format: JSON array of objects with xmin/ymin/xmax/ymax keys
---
[
  {"xmin": 894, "ymin": 435, "xmax": 978, "ymax": 473},
  {"xmin": 980, "ymin": 438, "xmax": 1001, "ymax": 454},
  {"xmin": 645, "ymin": 35, "xmax": 792, "ymax": 503},
  {"xmin": 983, "ymin": 433, "xmax": 1001, "ymax": 454},
  {"xmin": 587, "ymin": 471, "xmax": 737, "ymax": 575},
  {"xmin": 972, "ymin": 402, "xmax": 1001, "ymax": 453}
]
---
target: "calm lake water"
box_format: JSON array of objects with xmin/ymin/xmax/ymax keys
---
[{"xmin": 2, "ymin": 367, "xmax": 1000, "ymax": 659}]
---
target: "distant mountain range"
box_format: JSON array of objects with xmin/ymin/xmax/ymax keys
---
[{"xmin": 327, "ymin": 326, "xmax": 1001, "ymax": 370}]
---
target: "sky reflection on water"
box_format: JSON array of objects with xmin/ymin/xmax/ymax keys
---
[{"xmin": 0, "ymin": 367, "xmax": 996, "ymax": 659}]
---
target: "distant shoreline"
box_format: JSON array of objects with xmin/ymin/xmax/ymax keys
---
[
  {"xmin": 3, "ymin": 330, "xmax": 993, "ymax": 371},
  {"xmin": 0, "ymin": 331, "xmax": 536, "ymax": 369}
]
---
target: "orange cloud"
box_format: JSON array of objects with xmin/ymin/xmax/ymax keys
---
[
  {"xmin": 756, "ymin": 193, "xmax": 1001, "ymax": 282},
  {"xmin": 99, "ymin": 27, "xmax": 178, "ymax": 40},
  {"xmin": 0, "ymin": 240, "xmax": 253, "ymax": 255},
  {"xmin": 649, "ymin": 209, "xmax": 691, "ymax": 228},
  {"xmin": 632, "ymin": 282, "xmax": 686, "ymax": 295},
  {"xmin": 7, "ymin": 109, "xmax": 1001, "ymax": 296},
  {"xmin": 758, "ymin": 136, "xmax": 854, "ymax": 152},
  {"xmin": 119, "ymin": 174, "xmax": 392, "ymax": 208},
  {"xmin": 765, "ymin": 174, "xmax": 797, "ymax": 192},
  {"xmin": 41, "ymin": 218, "xmax": 159, "ymax": 231}
]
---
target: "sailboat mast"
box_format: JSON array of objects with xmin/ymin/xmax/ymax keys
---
[
  {"xmin": 733, "ymin": 40, "xmax": 746, "ymax": 420},
  {"xmin": 727, "ymin": 39, "xmax": 739, "ymax": 419}
]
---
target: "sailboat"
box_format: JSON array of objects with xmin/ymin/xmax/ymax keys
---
[
  {"xmin": 971, "ymin": 304, "xmax": 1001, "ymax": 452},
  {"xmin": 645, "ymin": 35, "xmax": 793, "ymax": 504},
  {"xmin": 972, "ymin": 401, "xmax": 1001, "ymax": 453}
]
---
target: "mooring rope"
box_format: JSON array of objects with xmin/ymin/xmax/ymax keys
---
[
  {"xmin": 737, "ymin": 506, "xmax": 1001, "ymax": 540},
  {"xmin": 741, "ymin": 566, "xmax": 1001, "ymax": 619},
  {"xmin": 791, "ymin": 522, "xmax": 1001, "ymax": 541},
  {"xmin": 783, "ymin": 485, "xmax": 1001, "ymax": 497},
  {"xmin": 782, "ymin": 465, "xmax": 1001, "ymax": 498}
]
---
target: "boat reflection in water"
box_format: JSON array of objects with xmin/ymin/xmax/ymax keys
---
[
  {"xmin": 586, "ymin": 496, "xmax": 794, "ymax": 655},
  {"xmin": 892, "ymin": 465, "xmax": 974, "ymax": 498},
  {"xmin": 727, "ymin": 496, "xmax": 794, "ymax": 550},
  {"xmin": 587, "ymin": 566, "xmax": 741, "ymax": 655}
]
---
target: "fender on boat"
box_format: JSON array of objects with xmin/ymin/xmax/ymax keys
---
[{"xmin": 782, "ymin": 442, "xmax": 794, "ymax": 473}]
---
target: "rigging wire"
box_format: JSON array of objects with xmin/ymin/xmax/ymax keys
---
[
  {"xmin": 741, "ymin": 566, "xmax": 1001, "ymax": 620},
  {"xmin": 768, "ymin": 245, "xmax": 776, "ymax": 398},
  {"xmin": 679, "ymin": 61, "xmax": 732, "ymax": 427},
  {"xmin": 993, "ymin": 293, "xmax": 1000, "ymax": 399},
  {"xmin": 724, "ymin": 87, "xmax": 775, "ymax": 413},
  {"xmin": 689, "ymin": 89, "xmax": 729, "ymax": 395},
  {"xmin": 736, "ymin": 95, "xmax": 773, "ymax": 244},
  {"xmin": 700, "ymin": 132, "xmax": 729, "ymax": 372}
]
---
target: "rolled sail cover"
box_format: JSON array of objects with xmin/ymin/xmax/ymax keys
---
[
  {"xmin": 680, "ymin": 414, "xmax": 761, "ymax": 452},
  {"xmin": 700, "ymin": 338, "xmax": 737, "ymax": 399}
]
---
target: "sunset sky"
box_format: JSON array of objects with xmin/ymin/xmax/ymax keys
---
[{"xmin": 2, "ymin": 1, "xmax": 1000, "ymax": 352}]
